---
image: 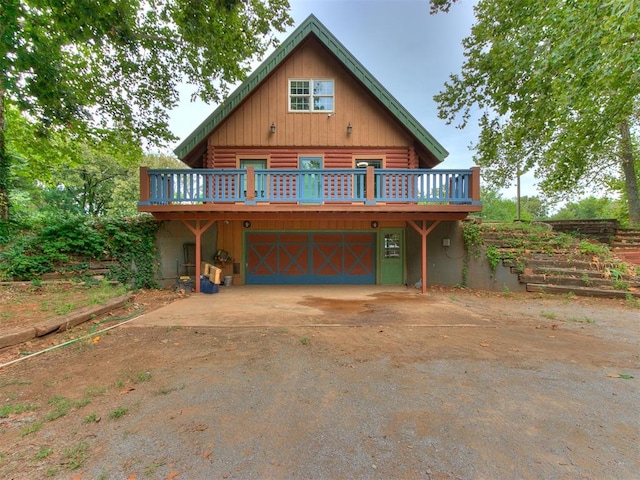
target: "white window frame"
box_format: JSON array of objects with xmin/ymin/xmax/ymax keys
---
[{"xmin": 288, "ymin": 79, "xmax": 334, "ymax": 112}]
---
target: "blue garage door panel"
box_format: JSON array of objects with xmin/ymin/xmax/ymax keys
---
[{"xmin": 246, "ymin": 232, "xmax": 375, "ymax": 284}]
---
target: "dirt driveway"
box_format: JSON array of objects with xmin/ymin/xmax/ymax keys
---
[{"xmin": 1, "ymin": 286, "xmax": 639, "ymax": 479}]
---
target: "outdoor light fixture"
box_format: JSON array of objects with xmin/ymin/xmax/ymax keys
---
[
  {"xmin": 243, "ymin": 220, "xmax": 251, "ymax": 228},
  {"xmin": 270, "ymin": 122, "xmax": 276, "ymax": 134},
  {"xmin": 371, "ymin": 221, "xmax": 379, "ymax": 229},
  {"xmin": 346, "ymin": 122, "xmax": 352, "ymax": 135}
]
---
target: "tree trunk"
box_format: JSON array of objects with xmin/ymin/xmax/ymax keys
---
[
  {"xmin": 0, "ymin": 86, "xmax": 9, "ymax": 221},
  {"xmin": 619, "ymin": 121, "xmax": 640, "ymax": 227}
]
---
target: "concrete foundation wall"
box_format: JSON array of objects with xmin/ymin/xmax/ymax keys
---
[
  {"xmin": 155, "ymin": 221, "xmax": 218, "ymax": 288},
  {"xmin": 406, "ymin": 220, "xmax": 525, "ymax": 293},
  {"xmin": 466, "ymin": 252, "xmax": 526, "ymax": 293}
]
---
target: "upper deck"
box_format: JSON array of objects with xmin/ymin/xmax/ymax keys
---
[{"xmin": 138, "ymin": 166, "xmax": 481, "ymax": 219}]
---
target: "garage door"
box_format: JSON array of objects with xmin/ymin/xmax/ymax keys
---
[{"xmin": 246, "ymin": 232, "xmax": 375, "ymax": 284}]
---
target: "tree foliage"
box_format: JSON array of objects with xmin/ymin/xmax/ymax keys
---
[
  {"xmin": 551, "ymin": 196, "xmax": 625, "ymax": 223},
  {"xmin": 430, "ymin": 0, "xmax": 461, "ymax": 14},
  {"xmin": 108, "ymin": 153, "xmax": 187, "ymax": 217},
  {"xmin": 4, "ymin": 104, "xmax": 148, "ymax": 225},
  {"xmin": 433, "ymin": 0, "xmax": 640, "ymax": 226},
  {"xmin": 0, "ymin": 0, "xmax": 293, "ymax": 220},
  {"xmin": 478, "ymin": 188, "xmax": 549, "ymax": 222}
]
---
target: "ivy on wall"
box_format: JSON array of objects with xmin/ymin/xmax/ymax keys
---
[
  {"xmin": 0, "ymin": 216, "xmax": 161, "ymax": 288},
  {"xmin": 98, "ymin": 217, "xmax": 161, "ymax": 289},
  {"xmin": 461, "ymin": 220, "xmax": 486, "ymax": 287}
]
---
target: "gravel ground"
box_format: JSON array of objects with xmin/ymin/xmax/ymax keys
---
[{"xmin": 0, "ymin": 287, "xmax": 638, "ymax": 479}]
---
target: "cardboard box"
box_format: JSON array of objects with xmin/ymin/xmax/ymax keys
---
[{"xmin": 209, "ymin": 266, "xmax": 222, "ymax": 284}]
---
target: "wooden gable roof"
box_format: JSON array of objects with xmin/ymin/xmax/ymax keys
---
[{"xmin": 174, "ymin": 14, "xmax": 448, "ymax": 166}]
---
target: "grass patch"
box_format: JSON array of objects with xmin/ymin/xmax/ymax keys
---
[
  {"xmin": 540, "ymin": 311, "xmax": 556, "ymax": 320},
  {"xmin": 83, "ymin": 413, "xmax": 100, "ymax": 424},
  {"xmin": 117, "ymin": 370, "xmax": 153, "ymax": 388},
  {"xmin": 613, "ymin": 280, "xmax": 630, "ymax": 291},
  {"xmin": 109, "ymin": 407, "xmax": 128, "ymax": 419},
  {"xmin": 62, "ymin": 441, "xmax": 90, "ymax": 470},
  {"xmin": 45, "ymin": 467, "xmax": 60, "ymax": 477},
  {"xmin": 45, "ymin": 396, "xmax": 90, "ymax": 421},
  {"xmin": 84, "ymin": 386, "xmax": 107, "ymax": 397},
  {"xmin": 132, "ymin": 371, "xmax": 153, "ymax": 384},
  {"xmin": 0, "ymin": 403, "xmax": 38, "ymax": 417},
  {"xmin": 4, "ymin": 282, "xmax": 127, "ymax": 322},
  {"xmin": 625, "ymin": 293, "xmax": 640, "ymax": 308},
  {"xmin": 34, "ymin": 445, "xmax": 54, "ymax": 460},
  {"xmin": 0, "ymin": 379, "xmax": 32, "ymax": 389},
  {"xmin": 20, "ymin": 420, "xmax": 43, "ymax": 437},
  {"xmin": 578, "ymin": 240, "xmax": 611, "ymax": 257},
  {"xmin": 54, "ymin": 302, "xmax": 76, "ymax": 315},
  {"xmin": 155, "ymin": 384, "xmax": 184, "ymax": 396},
  {"xmin": 144, "ymin": 460, "xmax": 166, "ymax": 476},
  {"xmin": 564, "ymin": 316, "xmax": 596, "ymax": 324}
]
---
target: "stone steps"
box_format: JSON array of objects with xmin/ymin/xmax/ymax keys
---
[
  {"xmin": 611, "ymin": 229, "xmax": 640, "ymax": 267},
  {"xmin": 614, "ymin": 248, "xmax": 640, "ymax": 264},
  {"xmin": 480, "ymin": 224, "xmax": 640, "ymax": 299},
  {"xmin": 526, "ymin": 283, "xmax": 640, "ymax": 299},
  {"xmin": 520, "ymin": 274, "xmax": 638, "ymax": 289}
]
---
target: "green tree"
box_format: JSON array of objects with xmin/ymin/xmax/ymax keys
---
[
  {"xmin": 520, "ymin": 196, "xmax": 549, "ymax": 221},
  {"xmin": 5, "ymin": 105, "xmax": 144, "ymax": 224},
  {"xmin": 551, "ymin": 196, "xmax": 622, "ymax": 221},
  {"xmin": 0, "ymin": 0, "xmax": 293, "ymax": 221},
  {"xmin": 56, "ymin": 146, "xmax": 136, "ymax": 217},
  {"xmin": 433, "ymin": 0, "xmax": 640, "ymax": 226},
  {"xmin": 479, "ymin": 188, "xmax": 549, "ymax": 222},
  {"xmin": 478, "ymin": 188, "xmax": 516, "ymax": 222},
  {"xmin": 109, "ymin": 153, "xmax": 187, "ymax": 217}
]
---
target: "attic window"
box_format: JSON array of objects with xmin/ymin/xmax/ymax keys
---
[{"xmin": 289, "ymin": 79, "xmax": 334, "ymax": 112}]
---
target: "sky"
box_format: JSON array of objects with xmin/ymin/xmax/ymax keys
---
[{"xmin": 167, "ymin": 0, "xmax": 536, "ymax": 199}]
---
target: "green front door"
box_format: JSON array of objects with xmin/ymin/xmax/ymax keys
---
[{"xmin": 380, "ymin": 228, "xmax": 404, "ymax": 284}]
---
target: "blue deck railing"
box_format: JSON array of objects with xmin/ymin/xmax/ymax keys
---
[{"xmin": 139, "ymin": 168, "xmax": 480, "ymax": 206}]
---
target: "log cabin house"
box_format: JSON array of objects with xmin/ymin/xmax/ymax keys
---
[{"xmin": 138, "ymin": 15, "xmax": 482, "ymax": 293}]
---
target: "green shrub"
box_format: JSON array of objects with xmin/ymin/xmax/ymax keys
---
[
  {"xmin": 98, "ymin": 217, "xmax": 160, "ymax": 289},
  {"xmin": 0, "ymin": 216, "xmax": 160, "ymax": 287}
]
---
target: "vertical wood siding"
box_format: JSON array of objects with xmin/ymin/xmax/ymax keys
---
[{"xmin": 207, "ymin": 37, "xmax": 412, "ymax": 151}]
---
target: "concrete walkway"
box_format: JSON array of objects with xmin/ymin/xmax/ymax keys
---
[{"xmin": 131, "ymin": 285, "xmax": 491, "ymax": 328}]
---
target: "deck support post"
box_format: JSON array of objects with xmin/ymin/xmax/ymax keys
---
[
  {"xmin": 407, "ymin": 219, "xmax": 441, "ymax": 294},
  {"xmin": 246, "ymin": 166, "xmax": 255, "ymax": 203},
  {"xmin": 469, "ymin": 166, "xmax": 481, "ymax": 203},
  {"xmin": 181, "ymin": 219, "xmax": 217, "ymax": 293},
  {"xmin": 365, "ymin": 166, "xmax": 375, "ymax": 204},
  {"xmin": 139, "ymin": 167, "xmax": 150, "ymax": 203}
]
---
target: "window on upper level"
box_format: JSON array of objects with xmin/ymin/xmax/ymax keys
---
[{"xmin": 289, "ymin": 79, "xmax": 334, "ymax": 112}]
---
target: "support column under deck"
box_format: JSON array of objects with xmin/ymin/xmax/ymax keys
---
[
  {"xmin": 407, "ymin": 220, "xmax": 441, "ymax": 294},
  {"xmin": 181, "ymin": 219, "xmax": 216, "ymax": 293}
]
